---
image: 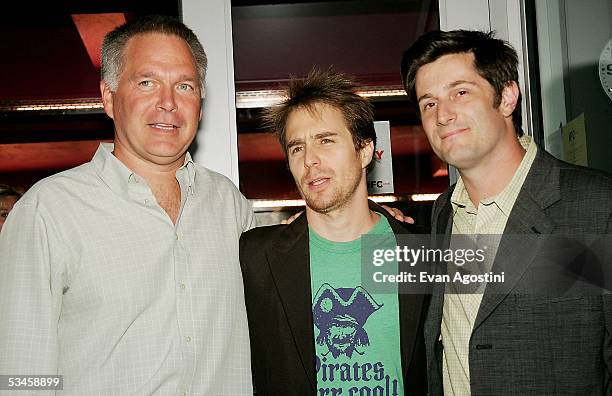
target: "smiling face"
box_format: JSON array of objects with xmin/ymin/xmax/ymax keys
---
[
  {"xmin": 285, "ymin": 102, "xmax": 373, "ymax": 214},
  {"xmin": 415, "ymin": 52, "xmax": 518, "ymax": 172},
  {"xmin": 100, "ymin": 32, "xmax": 202, "ymax": 169}
]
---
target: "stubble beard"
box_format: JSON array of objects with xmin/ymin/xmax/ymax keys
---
[{"xmin": 298, "ymin": 167, "xmax": 363, "ymax": 214}]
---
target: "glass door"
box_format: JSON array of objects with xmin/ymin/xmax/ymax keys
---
[
  {"xmin": 230, "ymin": 0, "xmax": 445, "ymax": 225},
  {"xmin": 534, "ymin": 0, "xmax": 612, "ymax": 173}
]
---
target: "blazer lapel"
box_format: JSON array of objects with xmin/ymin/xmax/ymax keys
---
[
  {"xmin": 474, "ymin": 149, "xmax": 561, "ymax": 330},
  {"xmin": 370, "ymin": 201, "xmax": 428, "ymax": 379},
  {"xmin": 266, "ymin": 215, "xmax": 317, "ymax": 390},
  {"xmin": 427, "ymin": 190, "xmax": 453, "ymax": 335},
  {"xmin": 398, "ymin": 293, "xmax": 425, "ymax": 377},
  {"xmin": 390, "ymin": 223, "xmax": 425, "ymax": 378},
  {"xmin": 427, "ymin": 192, "xmax": 453, "ymax": 382}
]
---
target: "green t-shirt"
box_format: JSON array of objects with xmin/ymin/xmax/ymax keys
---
[{"xmin": 309, "ymin": 214, "xmax": 403, "ymax": 396}]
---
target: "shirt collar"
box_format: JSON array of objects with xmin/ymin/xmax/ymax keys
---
[
  {"xmin": 451, "ymin": 135, "xmax": 537, "ymax": 216},
  {"xmin": 181, "ymin": 152, "xmax": 196, "ymax": 194},
  {"xmin": 92, "ymin": 143, "xmax": 196, "ymax": 197},
  {"xmin": 451, "ymin": 177, "xmax": 475, "ymax": 213}
]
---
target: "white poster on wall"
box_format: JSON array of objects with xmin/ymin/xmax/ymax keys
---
[
  {"xmin": 367, "ymin": 121, "xmax": 394, "ymax": 194},
  {"xmin": 562, "ymin": 113, "xmax": 588, "ymax": 167}
]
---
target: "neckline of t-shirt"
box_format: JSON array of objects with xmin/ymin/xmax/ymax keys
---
[{"xmin": 308, "ymin": 213, "xmax": 392, "ymax": 253}]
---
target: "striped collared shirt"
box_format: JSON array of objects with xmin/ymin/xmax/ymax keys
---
[
  {"xmin": 442, "ymin": 136, "xmax": 537, "ymax": 395},
  {"xmin": 0, "ymin": 143, "xmax": 255, "ymax": 395}
]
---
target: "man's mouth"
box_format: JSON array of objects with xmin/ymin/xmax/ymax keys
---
[
  {"xmin": 307, "ymin": 177, "xmax": 330, "ymax": 190},
  {"xmin": 149, "ymin": 123, "xmax": 178, "ymax": 131},
  {"xmin": 310, "ymin": 178, "xmax": 329, "ymax": 186},
  {"xmin": 441, "ymin": 128, "xmax": 468, "ymax": 140}
]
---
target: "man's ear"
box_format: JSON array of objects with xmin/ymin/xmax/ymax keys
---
[
  {"xmin": 500, "ymin": 81, "xmax": 519, "ymax": 118},
  {"xmin": 198, "ymin": 87, "xmax": 206, "ymax": 122},
  {"xmin": 360, "ymin": 139, "xmax": 375, "ymax": 169},
  {"xmin": 100, "ymin": 81, "xmax": 115, "ymax": 120}
]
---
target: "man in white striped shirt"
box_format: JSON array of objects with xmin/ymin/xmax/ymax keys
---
[{"xmin": 0, "ymin": 15, "xmax": 255, "ymax": 395}]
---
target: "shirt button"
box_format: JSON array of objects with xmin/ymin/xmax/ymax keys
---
[
  {"xmin": 181, "ymin": 392, "xmax": 187, "ymax": 396},
  {"xmin": 175, "ymin": 233, "xmax": 179, "ymax": 240},
  {"xmin": 185, "ymin": 336, "xmax": 192, "ymax": 343},
  {"xmin": 144, "ymin": 199, "xmax": 149, "ymax": 205},
  {"xmin": 180, "ymin": 283, "xmax": 186, "ymax": 290}
]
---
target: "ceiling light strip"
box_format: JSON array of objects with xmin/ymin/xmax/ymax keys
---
[
  {"xmin": 2, "ymin": 86, "xmax": 407, "ymax": 112},
  {"xmin": 235, "ymin": 87, "xmax": 407, "ymax": 108},
  {"xmin": 0, "ymin": 99, "xmax": 104, "ymax": 112},
  {"xmin": 13, "ymin": 103, "xmax": 104, "ymax": 111},
  {"xmin": 251, "ymin": 194, "xmax": 439, "ymax": 209},
  {"xmin": 410, "ymin": 193, "xmax": 440, "ymax": 202}
]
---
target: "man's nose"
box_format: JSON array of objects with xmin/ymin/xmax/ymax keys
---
[
  {"xmin": 303, "ymin": 146, "xmax": 320, "ymax": 168},
  {"xmin": 156, "ymin": 86, "xmax": 177, "ymax": 112},
  {"xmin": 436, "ymin": 99, "xmax": 456, "ymax": 126}
]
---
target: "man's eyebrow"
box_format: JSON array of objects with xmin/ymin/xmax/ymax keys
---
[
  {"xmin": 134, "ymin": 72, "xmax": 157, "ymax": 79},
  {"xmin": 417, "ymin": 80, "xmax": 477, "ymax": 103},
  {"xmin": 417, "ymin": 93, "xmax": 433, "ymax": 104},
  {"xmin": 134, "ymin": 72, "xmax": 198, "ymax": 82},
  {"xmin": 313, "ymin": 131, "xmax": 338, "ymax": 139},
  {"xmin": 178, "ymin": 75, "xmax": 198, "ymax": 82},
  {"xmin": 447, "ymin": 80, "xmax": 476, "ymax": 89},
  {"xmin": 286, "ymin": 138, "xmax": 305, "ymax": 150},
  {"xmin": 285, "ymin": 131, "xmax": 338, "ymax": 150}
]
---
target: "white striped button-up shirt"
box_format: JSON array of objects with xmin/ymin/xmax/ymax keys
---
[{"xmin": 0, "ymin": 144, "xmax": 255, "ymax": 395}]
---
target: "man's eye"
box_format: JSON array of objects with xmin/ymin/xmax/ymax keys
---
[
  {"xmin": 138, "ymin": 80, "xmax": 154, "ymax": 88},
  {"xmin": 422, "ymin": 102, "xmax": 436, "ymax": 111},
  {"xmin": 178, "ymin": 83, "xmax": 194, "ymax": 91},
  {"xmin": 290, "ymin": 146, "xmax": 303, "ymax": 155},
  {"xmin": 321, "ymin": 138, "xmax": 333, "ymax": 144},
  {"xmin": 457, "ymin": 90, "xmax": 468, "ymax": 96}
]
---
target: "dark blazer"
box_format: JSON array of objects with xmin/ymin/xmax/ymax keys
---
[
  {"xmin": 240, "ymin": 201, "xmax": 430, "ymax": 395},
  {"xmin": 425, "ymin": 148, "xmax": 612, "ymax": 395}
]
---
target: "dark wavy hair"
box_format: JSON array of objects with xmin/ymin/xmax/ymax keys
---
[{"xmin": 401, "ymin": 29, "xmax": 523, "ymax": 136}]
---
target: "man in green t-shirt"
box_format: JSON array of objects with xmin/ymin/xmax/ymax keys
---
[{"xmin": 240, "ymin": 69, "xmax": 429, "ymax": 395}]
